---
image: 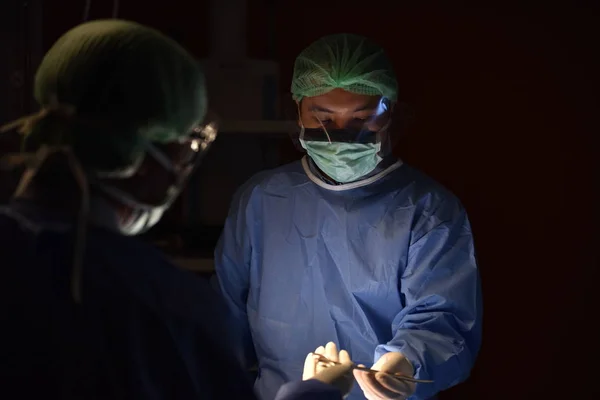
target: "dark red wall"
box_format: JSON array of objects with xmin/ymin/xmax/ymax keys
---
[{"xmin": 33, "ymin": 2, "xmax": 600, "ymax": 399}]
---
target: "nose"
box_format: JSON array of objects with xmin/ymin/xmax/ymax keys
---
[{"xmin": 330, "ymin": 116, "xmax": 353, "ymax": 130}]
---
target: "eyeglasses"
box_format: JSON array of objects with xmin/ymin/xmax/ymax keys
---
[{"xmin": 150, "ymin": 111, "xmax": 220, "ymax": 177}]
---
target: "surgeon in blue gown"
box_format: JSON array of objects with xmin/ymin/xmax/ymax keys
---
[
  {"xmin": 0, "ymin": 21, "xmax": 355, "ymax": 400},
  {"xmin": 214, "ymin": 34, "xmax": 483, "ymax": 400}
]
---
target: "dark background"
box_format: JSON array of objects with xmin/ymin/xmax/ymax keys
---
[{"xmin": 1, "ymin": 1, "xmax": 598, "ymax": 399}]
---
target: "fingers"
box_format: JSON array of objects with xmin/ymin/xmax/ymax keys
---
[
  {"xmin": 313, "ymin": 362, "xmax": 353, "ymax": 383},
  {"xmin": 354, "ymin": 368, "xmax": 386, "ymax": 400},
  {"xmin": 375, "ymin": 372, "xmax": 415, "ymax": 395},
  {"xmin": 303, "ymin": 345, "xmax": 327, "ymax": 380},
  {"xmin": 312, "ymin": 345, "xmax": 333, "ymax": 376},
  {"xmin": 304, "ymin": 343, "xmax": 354, "ymax": 383},
  {"xmin": 354, "ymin": 352, "xmax": 415, "ymax": 399},
  {"xmin": 302, "ymin": 352, "xmax": 316, "ymax": 381},
  {"xmin": 315, "ymin": 346, "xmax": 326, "ymax": 356},
  {"xmin": 354, "ymin": 366, "xmax": 412, "ymax": 400},
  {"xmin": 312, "ymin": 362, "xmax": 355, "ymax": 398},
  {"xmin": 316, "ymin": 343, "xmax": 337, "ymax": 374},
  {"xmin": 353, "ymin": 365, "xmax": 373, "ymax": 398},
  {"xmin": 325, "ymin": 341, "xmax": 339, "ymax": 363},
  {"xmin": 339, "ymin": 349, "xmax": 351, "ymax": 365},
  {"xmin": 311, "ymin": 345, "xmax": 354, "ymax": 398}
]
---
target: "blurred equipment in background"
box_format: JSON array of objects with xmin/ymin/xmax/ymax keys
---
[
  {"xmin": 201, "ymin": 0, "xmax": 280, "ymax": 122},
  {"xmin": 0, "ymin": 0, "xmax": 43, "ymax": 204},
  {"xmin": 82, "ymin": 0, "xmax": 120, "ymax": 22},
  {"xmin": 160, "ymin": 0, "xmax": 298, "ymax": 267}
]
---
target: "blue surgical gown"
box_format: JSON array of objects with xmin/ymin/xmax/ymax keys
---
[
  {"xmin": 214, "ymin": 158, "xmax": 483, "ymax": 400},
  {"xmin": 0, "ymin": 200, "xmax": 257, "ymax": 400}
]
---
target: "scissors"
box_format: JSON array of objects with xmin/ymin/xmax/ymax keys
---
[{"xmin": 311, "ymin": 353, "xmax": 434, "ymax": 384}]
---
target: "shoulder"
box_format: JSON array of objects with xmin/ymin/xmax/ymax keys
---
[
  {"xmin": 246, "ymin": 160, "xmax": 307, "ymax": 192},
  {"xmin": 391, "ymin": 164, "xmax": 466, "ymax": 220},
  {"xmin": 392, "ymin": 164, "xmax": 463, "ymax": 208},
  {"xmin": 230, "ymin": 160, "xmax": 308, "ymax": 207},
  {"xmin": 0, "ymin": 205, "xmax": 224, "ymax": 325},
  {"xmin": 388, "ymin": 165, "xmax": 472, "ymax": 244}
]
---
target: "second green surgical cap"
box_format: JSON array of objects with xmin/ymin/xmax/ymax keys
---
[
  {"xmin": 30, "ymin": 20, "xmax": 206, "ymax": 174},
  {"xmin": 291, "ymin": 33, "xmax": 398, "ymax": 102}
]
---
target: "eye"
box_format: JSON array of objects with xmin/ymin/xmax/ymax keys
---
[
  {"xmin": 314, "ymin": 117, "xmax": 331, "ymax": 124},
  {"xmin": 353, "ymin": 113, "xmax": 377, "ymax": 122}
]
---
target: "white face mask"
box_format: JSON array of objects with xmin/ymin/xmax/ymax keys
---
[
  {"xmin": 90, "ymin": 142, "xmax": 185, "ymax": 236},
  {"xmin": 92, "ymin": 182, "xmax": 180, "ymax": 236},
  {"xmin": 119, "ymin": 206, "xmax": 166, "ymax": 236}
]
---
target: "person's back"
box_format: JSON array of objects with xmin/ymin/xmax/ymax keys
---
[
  {"xmin": 0, "ymin": 199, "xmax": 254, "ymax": 399},
  {"xmin": 0, "ymin": 19, "xmax": 255, "ymax": 399}
]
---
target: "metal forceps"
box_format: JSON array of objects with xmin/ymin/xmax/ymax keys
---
[{"xmin": 311, "ymin": 353, "xmax": 434, "ymax": 384}]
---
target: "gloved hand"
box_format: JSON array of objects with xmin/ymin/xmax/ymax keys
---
[
  {"xmin": 354, "ymin": 352, "xmax": 416, "ymax": 400},
  {"xmin": 302, "ymin": 342, "xmax": 354, "ymax": 398}
]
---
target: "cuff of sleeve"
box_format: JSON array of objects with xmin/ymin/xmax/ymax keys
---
[
  {"xmin": 274, "ymin": 379, "xmax": 343, "ymax": 400},
  {"xmin": 375, "ymin": 344, "xmax": 424, "ymax": 380}
]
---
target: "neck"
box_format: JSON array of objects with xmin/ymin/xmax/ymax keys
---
[{"xmin": 22, "ymin": 180, "xmax": 134, "ymax": 232}]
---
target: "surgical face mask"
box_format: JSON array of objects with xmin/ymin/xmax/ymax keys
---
[
  {"xmin": 89, "ymin": 188, "xmax": 168, "ymax": 236},
  {"xmin": 300, "ymin": 135, "xmax": 382, "ymax": 183},
  {"xmin": 92, "ymin": 175, "xmax": 181, "ymax": 237},
  {"xmin": 117, "ymin": 204, "xmax": 166, "ymax": 236},
  {"xmin": 296, "ymin": 98, "xmax": 391, "ymax": 183},
  {"xmin": 85, "ymin": 193, "xmax": 164, "ymax": 236}
]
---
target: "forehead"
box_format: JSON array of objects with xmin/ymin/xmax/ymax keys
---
[{"xmin": 301, "ymin": 88, "xmax": 382, "ymax": 113}]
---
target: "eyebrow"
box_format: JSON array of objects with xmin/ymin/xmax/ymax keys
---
[{"xmin": 309, "ymin": 105, "xmax": 377, "ymax": 113}]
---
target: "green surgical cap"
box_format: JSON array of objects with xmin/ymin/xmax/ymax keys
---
[
  {"xmin": 291, "ymin": 33, "xmax": 398, "ymax": 102},
  {"xmin": 29, "ymin": 19, "xmax": 206, "ymax": 174}
]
